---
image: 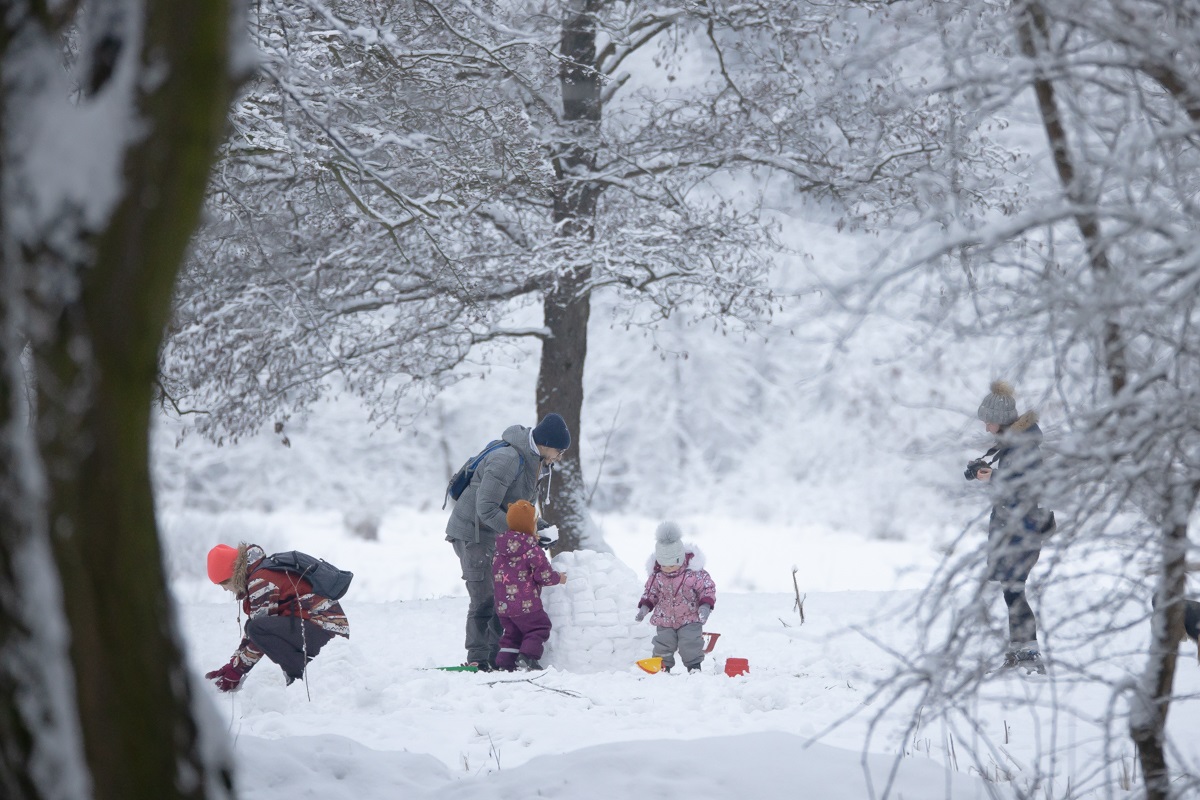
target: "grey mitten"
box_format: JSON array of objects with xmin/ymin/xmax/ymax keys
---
[
  {"xmin": 698, "ymin": 604, "xmax": 712, "ymax": 624},
  {"xmin": 635, "ymin": 607, "xmax": 648, "ymax": 622}
]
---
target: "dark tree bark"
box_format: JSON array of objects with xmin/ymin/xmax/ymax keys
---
[
  {"xmin": 0, "ymin": 250, "xmax": 68, "ymax": 800},
  {"xmin": 1, "ymin": 1, "xmax": 238, "ymax": 797},
  {"xmin": 540, "ymin": 0, "xmax": 602, "ymax": 552}
]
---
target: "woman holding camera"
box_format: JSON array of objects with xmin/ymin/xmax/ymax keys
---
[{"xmin": 968, "ymin": 380, "xmax": 1052, "ymax": 673}]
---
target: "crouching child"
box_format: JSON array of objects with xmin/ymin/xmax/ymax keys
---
[
  {"xmin": 492, "ymin": 500, "xmax": 567, "ymax": 670},
  {"xmin": 635, "ymin": 522, "xmax": 717, "ymax": 673},
  {"xmin": 205, "ymin": 543, "xmax": 350, "ymax": 691}
]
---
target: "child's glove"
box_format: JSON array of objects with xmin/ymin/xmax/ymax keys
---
[
  {"xmin": 698, "ymin": 604, "xmax": 712, "ymax": 624},
  {"xmin": 635, "ymin": 607, "xmax": 648, "ymax": 622},
  {"xmin": 205, "ymin": 658, "xmax": 247, "ymax": 692}
]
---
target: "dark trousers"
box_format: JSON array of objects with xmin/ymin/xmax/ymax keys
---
[
  {"xmin": 495, "ymin": 610, "xmax": 552, "ymax": 670},
  {"xmin": 1002, "ymin": 582, "xmax": 1038, "ymax": 647},
  {"xmin": 246, "ymin": 616, "xmax": 334, "ymax": 680},
  {"xmin": 451, "ymin": 539, "xmax": 502, "ymax": 664}
]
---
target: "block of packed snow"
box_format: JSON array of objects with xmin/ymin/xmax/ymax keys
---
[
  {"xmin": 594, "ymin": 585, "xmax": 623, "ymax": 601},
  {"xmin": 594, "ymin": 597, "xmax": 619, "ymax": 614},
  {"xmin": 570, "ymin": 599, "xmax": 597, "ymax": 615}
]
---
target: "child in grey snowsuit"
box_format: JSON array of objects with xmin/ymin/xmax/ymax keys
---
[{"xmin": 635, "ymin": 522, "xmax": 717, "ymax": 673}]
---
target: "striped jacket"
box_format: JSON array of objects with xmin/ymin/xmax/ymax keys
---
[{"xmin": 230, "ymin": 544, "xmax": 350, "ymax": 672}]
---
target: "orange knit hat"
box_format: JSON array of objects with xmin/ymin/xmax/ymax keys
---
[
  {"xmin": 207, "ymin": 544, "xmax": 239, "ymax": 584},
  {"xmin": 506, "ymin": 500, "xmax": 538, "ymax": 536}
]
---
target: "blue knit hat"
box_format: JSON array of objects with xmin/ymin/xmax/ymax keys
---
[{"xmin": 532, "ymin": 413, "xmax": 571, "ymax": 450}]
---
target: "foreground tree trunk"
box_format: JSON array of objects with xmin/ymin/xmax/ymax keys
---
[
  {"xmin": 539, "ymin": 0, "xmax": 602, "ymax": 553},
  {"xmin": 0, "ymin": 233, "xmax": 87, "ymax": 799},
  {"xmin": 2, "ymin": 1, "xmax": 238, "ymax": 797}
]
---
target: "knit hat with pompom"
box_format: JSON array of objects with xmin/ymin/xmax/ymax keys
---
[
  {"xmin": 977, "ymin": 380, "xmax": 1019, "ymax": 426},
  {"xmin": 654, "ymin": 521, "xmax": 686, "ymax": 567}
]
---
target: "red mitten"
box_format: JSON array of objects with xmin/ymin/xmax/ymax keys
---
[{"xmin": 205, "ymin": 661, "xmax": 245, "ymax": 692}]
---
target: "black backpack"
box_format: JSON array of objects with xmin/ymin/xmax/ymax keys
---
[
  {"xmin": 254, "ymin": 550, "xmax": 353, "ymax": 600},
  {"xmin": 443, "ymin": 440, "xmax": 524, "ymax": 509}
]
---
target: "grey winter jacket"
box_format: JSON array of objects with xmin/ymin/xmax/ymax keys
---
[
  {"xmin": 985, "ymin": 411, "xmax": 1048, "ymax": 583},
  {"xmin": 445, "ymin": 425, "xmax": 543, "ymax": 545}
]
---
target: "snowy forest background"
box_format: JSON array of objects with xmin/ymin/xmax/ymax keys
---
[{"xmin": 5, "ymin": 0, "xmax": 1200, "ymax": 798}]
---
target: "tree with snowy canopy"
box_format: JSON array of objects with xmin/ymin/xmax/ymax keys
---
[{"xmin": 163, "ymin": 0, "xmax": 1010, "ymax": 552}]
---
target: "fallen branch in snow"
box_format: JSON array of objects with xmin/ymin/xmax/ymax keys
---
[{"xmin": 483, "ymin": 675, "xmax": 586, "ymax": 698}]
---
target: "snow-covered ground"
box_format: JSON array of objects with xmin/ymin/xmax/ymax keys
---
[{"xmin": 169, "ymin": 508, "xmax": 1200, "ymax": 799}]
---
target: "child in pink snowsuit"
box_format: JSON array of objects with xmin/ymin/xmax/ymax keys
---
[
  {"xmin": 635, "ymin": 521, "xmax": 717, "ymax": 673},
  {"xmin": 492, "ymin": 500, "xmax": 567, "ymax": 670}
]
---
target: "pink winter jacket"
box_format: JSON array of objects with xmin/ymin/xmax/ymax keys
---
[{"xmin": 638, "ymin": 549, "xmax": 717, "ymax": 629}]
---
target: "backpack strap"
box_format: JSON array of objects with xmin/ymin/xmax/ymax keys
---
[{"xmin": 443, "ymin": 440, "xmax": 511, "ymax": 510}]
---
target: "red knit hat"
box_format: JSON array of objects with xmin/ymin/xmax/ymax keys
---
[
  {"xmin": 207, "ymin": 544, "xmax": 239, "ymax": 584},
  {"xmin": 506, "ymin": 500, "xmax": 538, "ymax": 536}
]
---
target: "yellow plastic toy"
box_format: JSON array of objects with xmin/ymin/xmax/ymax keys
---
[{"xmin": 636, "ymin": 657, "xmax": 663, "ymax": 674}]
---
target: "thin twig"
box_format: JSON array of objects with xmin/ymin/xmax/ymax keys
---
[
  {"xmin": 482, "ymin": 674, "xmax": 585, "ymax": 698},
  {"xmin": 792, "ymin": 568, "xmax": 806, "ymax": 624},
  {"xmin": 586, "ymin": 401, "xmax": 622, "ymax": 505}
]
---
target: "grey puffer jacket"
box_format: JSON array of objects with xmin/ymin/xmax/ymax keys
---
[
  {"xmin": 445, "ymin": 425, "xmax": 543, "ymax": 545},
  {"xmin": 985, "ymin": 411, "xmax": 1048, "ymax": 583}
]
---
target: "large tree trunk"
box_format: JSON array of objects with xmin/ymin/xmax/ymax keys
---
[
  {"xmin": 0, "ymin": 9, "xmax": 87, "ymax": 797},
  {"xmin": 2, "ymin": 1, "xmax": 238, "ymax": 797},
  {"xmin": 0, "ymin": 239, "xmax": 88, "ymax": 798},
  {"xmin": 538, "ymin": 274, "xmax": 591, "ymax": 552},
  {"xmin": 540, "ymin": 0, "xmax": 602, "ymax": 553}
]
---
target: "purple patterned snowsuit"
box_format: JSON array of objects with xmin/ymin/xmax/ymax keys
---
[{"xmin": 492, "ymin": 529, "xmax": 563, "ymax": 669}]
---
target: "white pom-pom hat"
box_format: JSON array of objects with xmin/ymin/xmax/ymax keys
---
[{"xmin": 654, "ymin": 521, "xmax": 686, "ymax": 567}]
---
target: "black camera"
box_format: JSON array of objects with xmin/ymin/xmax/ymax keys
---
[{"xmin": 964, "ymin": 458, "xmax": 990, "ymax": 481}]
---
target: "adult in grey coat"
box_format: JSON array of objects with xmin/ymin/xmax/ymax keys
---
[
  {"xmin": 445, "ymin": 413, "xmax": 570, "ymax": 669},
  {"xmin": 969, "ymin": 381, "xmax": 1053, "ymax": 674}
]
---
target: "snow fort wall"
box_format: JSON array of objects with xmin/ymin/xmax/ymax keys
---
[{"xmin": 544, "ymin": 550, "xmax": 652, "ymax": 672}]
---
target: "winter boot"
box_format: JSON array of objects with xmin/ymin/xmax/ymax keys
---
[
  {"xmin": 1000, "ymin": 643, "xmax": 1045, "ymax": 675},
  {"xmin": 516, "ymin": 655, "xmax": 544, "ymax": 671}
]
